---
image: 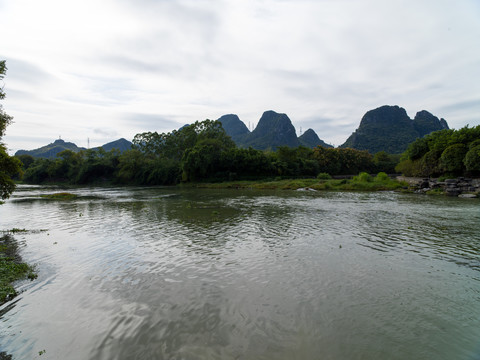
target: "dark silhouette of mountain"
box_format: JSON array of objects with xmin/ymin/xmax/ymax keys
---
[
  {"xmin": 93, "ymin": 138, "xmax": 132, "ymax": 152},
  {"xmin": 242, "ymin": 111, "xmax": 300, "ymax": 150},
  {"xmin": 217, "ymin": 111, "xmax": 331, "ymax": 150},
  {"xmin": 340, "ymin": 105, "xmax": 449, "ymax": 154},
  {"xmin": 412, "ymin": 110, "xmax": 449, "ymax": 137},
  {"xmin": 15, "ymin": 139, "xmax": 86, "ymax": 159},
  {"xmin": 15, "ymin": 138, "xmax": 133, "ymax": 159},
  {"xmin": 299, "ymin": 128, "xmax": 333, "ymax": 148},
  {"xmin": 217, "ymin": 114, "xmax": 250, "ymax": 143}
]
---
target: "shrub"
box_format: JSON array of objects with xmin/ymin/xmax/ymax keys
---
[
  {"xmin": 375, "ymin": 172, "xmax": 390, "ymax": 182},
  {"xmin": 353, "ymin": 172, "xmax": 373, "ymax": 182},
  {"xmin": 317, "ymin": 172, "xmax": 332, "ymax": 180}
]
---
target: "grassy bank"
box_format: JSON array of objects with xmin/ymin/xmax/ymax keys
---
[
  {"xmin": 189, "ymin": 172, "xmax": 408, "ymax": 192},
  {"xmin": 0, "ymin": 233, "xmax": 37, "ymax": 305}
]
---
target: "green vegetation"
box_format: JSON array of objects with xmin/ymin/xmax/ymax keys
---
[
  {"xmin": 0, "ymin": 234, "xmax": 37, "ymax": 304},
  {"xmin": 40, "ymin": 192, "xmax": 78, "ymax": 200},
  {"xmin": 396, "ymin": 125, "xmax": 480, "ymax": 177},
  {"xmin": 0, "ymin": 62, "xmax": 38, "ymax": 306},
  {"xmin": 1, "ymin": 60, "xmax": 23, "ymax": 201},
  {"xmin": 191, "ymin": 172, "xmax": 406, "ymax": 191},
  {"xmin": 340, "ymin": 106, "xmax": 448, "ymax": 154},
  {"xmin": 17, "ymin": 118, "xmax": 401, "ymax": 187}
]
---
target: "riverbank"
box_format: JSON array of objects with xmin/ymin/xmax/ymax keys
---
[
  {"xmin": 0, "ymin": 232, "xmax": 37, "ymax": 305},
  {"xmin": 186, "ymin": 172, "xmax": 408, "ymax": 192},
  {"xmin": 397, "ymin": 176, "xmax": 480, "ymax": 197}
]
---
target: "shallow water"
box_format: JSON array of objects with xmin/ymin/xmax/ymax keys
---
[{"xmin": 1, "ymin": 185, "xmax": 479, "ymax": 360}]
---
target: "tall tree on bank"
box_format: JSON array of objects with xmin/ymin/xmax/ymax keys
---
[{"xmin": 0, "ymin": 60, "xmax": 22, "ymax": 201}]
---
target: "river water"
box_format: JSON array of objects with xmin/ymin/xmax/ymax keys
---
[{"xmin": 0, "ymin": 185, "xmax": 479, "ymax": 360}]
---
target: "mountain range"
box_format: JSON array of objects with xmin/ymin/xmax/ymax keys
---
[
  {"xmin": 15, "ymin": 105, "xmax": 449, "ymax": 158},
  {"xmin": 340, "ymin": 105, "xmax": 449, "ymax": 153},
  {"xmin": 218, "ymin": 111, "xmax": 332, "ymax": 150},
  {"xmin": 15, "ymin": 138, "xmax": 132, "ymax": 159}
]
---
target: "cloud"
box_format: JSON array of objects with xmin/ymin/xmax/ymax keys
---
[
  {"xmin": 2, "ymin": 58, "xmax": 54, "ymax": 85},
  {"xmin": 93, "ymin": 128, "xmax": 119, "ymax": 138},
  {"xmin": 122, "ymin": 113, "xmax": 184, "ymax": 133},
  {"xmin": 1, "ymin": 0, "xmax": 480, "ymax": 152},
  {"xmin": 437, "ymin": 99, "xmax": 480, "ymax": 114}
]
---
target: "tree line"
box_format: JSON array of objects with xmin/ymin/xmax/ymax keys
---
[
  {"xmin": 1, "ymin": 60, "xmax": 22, "ymax": 201},
  {"xmin": 16, "ymin": 119, "xmax": 400, "ymax": 186},
  {"xmin": 395, "ymin": 125, "xmax": 480, "ymax": 177}
]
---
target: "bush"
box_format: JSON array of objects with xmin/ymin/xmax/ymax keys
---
[
  {"xmin": 317, "ymin": 172, "xmax": 332, "ymax": 180},
  {"xmin": 353, "ymin": 172, "xmax": 373, "ymax": 182},
  {"xmin": 464, "ymin": 145, "xmax": 480, "ymax": 174},
  {"xmin": 375, "ymin": 172, "xmax": 390, "ymax": 182}
]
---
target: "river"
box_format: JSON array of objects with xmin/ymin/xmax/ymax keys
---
[{"xmin": 1, "ymin": 185, "xmax": 479, "ymax": 360}]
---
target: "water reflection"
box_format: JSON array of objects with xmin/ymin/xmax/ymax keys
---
[{"xmin": 0, "ymin": 187, "xmax": 479, "ymax": 359}]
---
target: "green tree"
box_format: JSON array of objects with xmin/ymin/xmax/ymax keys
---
[
  {"xmin": 15, "ymin": 154, "xmax": 35, "ymax": 170},
  {"xmin": 439, "ymin": 143, "xmax": 467, "ymax": 175},
  {"xmin": 464, "ymin": 145, "xmax": 480, "ymax": 174},
  {"xmin": 0, "ymin": 60, "xmax": 22, "ymax": 200}
]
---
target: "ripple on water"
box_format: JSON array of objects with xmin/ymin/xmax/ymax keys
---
[{"xmin": 0, "ymin": 188, "xmax": 479, "ymax": 360}]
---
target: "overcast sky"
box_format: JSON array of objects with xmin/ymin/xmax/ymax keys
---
[{"xmin": 1, "ymin": 0, "xmax": 480, "ymax": 153}]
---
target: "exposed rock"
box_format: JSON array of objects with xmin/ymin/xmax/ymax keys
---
[
  {"xmin": 458, "ymin": 193, "xmax": 477, "ymax": 198},
  {"xmin": 411, "ymin": 177, "xmax": 480, "ymax": 197}
]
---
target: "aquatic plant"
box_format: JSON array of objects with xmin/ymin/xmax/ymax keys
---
[
  {"xmin": 0, "ymin": 234, "xmax": 37, "ymax": 304},
  {"xmin": 40, "ymin": 192, "xmax": 78, "ymax": 200}
]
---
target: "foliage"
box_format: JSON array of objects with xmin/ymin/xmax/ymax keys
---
[
  {"xmin": 0, "ymin": 234, "xmax": 37, "ymax": 304},
  {"xmin": 340, "ymin": 106, "xmax": 448, "ymax": 154},
  {"xmin": 21, "ymin": 118, "xmax": 402, "ymax": 186},
  {"xmin": 317, "ymin": 172, "xmax": 332, "ymax": 180},
  {"xmin": 40, "ymin": 192, "xmax": 78, "ymax": 200},
  {"xmin": 353, "ymin": 172, "xmax": 373, "ymax": 182},
  {"xmin": 397, "ymin": 125, "xmax": 480, "ymax": 177},
  {"xmin": 0, "ymin": 149, "xmax": 23, "ymax": 199},
  {"xmin": 372, "ymin": 151, "xmax": 401, "ymax": 173},
  {"xmin": 313, "ymin": 146, "xmax": 374, "ymax": 175},
  {"xmin": 194, "ymin": 172, "xmax": 406, "ymax": 191},
  {"xmin": 439, "ymin": 144, "xmax": 467, "ymax": 175},
  {"xmin": 0, "ymin": 60, "xmax": 22, "ymax": 200},
  {"xmin": 464, "ymin": 145, "xmax": 480, "ymax": 174}
]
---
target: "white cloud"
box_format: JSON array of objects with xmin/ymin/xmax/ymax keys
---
[{"xmin": 1, "ymin": 0, "xmax": 480, "ymax": 153}]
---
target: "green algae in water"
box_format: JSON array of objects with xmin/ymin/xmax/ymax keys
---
[{"xmin": 40, "ymin": 192, "xmax": 78, "ymax": 200}]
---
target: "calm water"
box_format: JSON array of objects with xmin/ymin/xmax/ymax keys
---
[{"xmin": 0, "ymin": 185, "xmax": 479, "ymax": 360}]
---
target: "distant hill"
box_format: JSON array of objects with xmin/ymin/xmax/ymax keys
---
[
  {"xmin": 218, "ymin": 110, "xmax": 331, "ymax": 150},
  {"xmin": 93, "ymin": 138, "xmax": 132, "ymax": 152},
  {"xmin": 217, "ymin": 114, "xmax": 250, "ymax": 143},
  {"xmin": 15, "ymin": 139, "xmax": 86, "ymax": 159},
  {"xmin": 340, "ymin": 105, "xmax": 449, "ymax": 154},
  {"xmin": 242, "ymin": 111, "xmax": 300, "ymax": 150},
  {"xmin": 15, "ymin": 138, "xmax": 133, "ymax": 159},
  {"xmin": 299, "ymin": 128, "xmax": 333, "ymax": 149}
]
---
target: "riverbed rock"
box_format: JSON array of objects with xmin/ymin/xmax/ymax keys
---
[
  {"xmin": 458, "ymin": 193, "xmax": 478, "ymax": 198},
  {"xmin": 407, "ymin": 176, "xmax": 480, "ymax": 196}
]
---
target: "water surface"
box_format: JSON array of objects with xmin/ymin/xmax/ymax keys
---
[{"xmin": 1, "ymin": 186, "xmax": 479, "ymax": 359}]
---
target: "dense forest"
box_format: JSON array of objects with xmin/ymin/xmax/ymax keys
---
[
  {"xmin": 396, "ymin": 125, "xmax": 480, "ymax": 177},
  {"xmin": 14, "ymin": 121, "xmax": 480, "ymax": 186},
  {"xmin": 16, "ymin": 119, "xmax": 399, "ymax": 186}
]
